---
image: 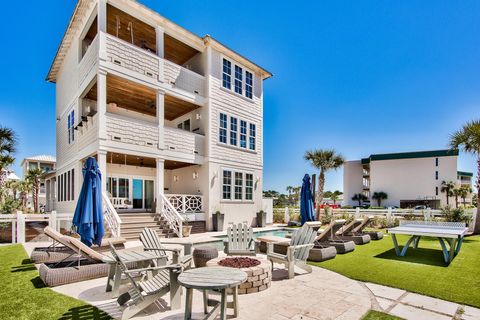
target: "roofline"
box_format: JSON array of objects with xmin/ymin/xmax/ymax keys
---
[
  {"xmin": 358, "ymin": 149, "xmax": 459, "ymax": 163},
  {"xmin": 457, "ymin": 171, "xmax": 473, "ymax": 177}
]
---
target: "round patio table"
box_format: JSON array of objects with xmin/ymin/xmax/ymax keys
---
[{"xmin": 178, "ymin": 267, "xmax": 247, "ymax": 320}]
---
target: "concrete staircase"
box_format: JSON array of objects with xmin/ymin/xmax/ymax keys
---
[{"xmin": 118, "ymin": 212, "xmax": 176, "ymax": 240}]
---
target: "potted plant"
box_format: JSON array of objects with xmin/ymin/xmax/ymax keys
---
[
  {"xmin": 256, "ymin": 210, "xmax": 266, "ymax": 227},
  {"xmin": 182, "ymin": 215, "xmax": 192, "ymax": 237},
  {"xmin": 212, "ymin": 210, "xmax": 224, "ymax": 231}
]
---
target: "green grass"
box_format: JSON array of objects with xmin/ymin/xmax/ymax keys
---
[
  {"xmin": 311, "ymin": 234, "xmax": 480, "ymax": 308},
  {"xmin": 362, "ymin": 310, "xmax": 403, "ymax": 320},
  {"xmin": 0, "ymin": 244, "xmax": 111, "ymax": 320}
]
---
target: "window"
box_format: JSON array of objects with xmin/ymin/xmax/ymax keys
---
[
  {"xmin": 245, "ymin": 71, "xmax": 253, "ymax": 99},
  {"xmin": 234, "ymin": 172, "xmax": 243, "ymax": 200},
  {"xmin": 62, "ymin": 173, "xmax": 67, "ymax": 202},
  {"xmin": 435, "ymin": 158, "xmax": 439, "ymax": 167},
  {"xmin": 245, "ymin": 173, "xmax": 253, "ymax": 200},
  {"xmin": 230, "ymin": 117, "xmax": 238, "ymax": 146},
  {"xmin": 67, "ymin": 171, "xmax": 71, "ymax": 201},
  {"xmin": 234, "ymin": 65, "xmax": 243, "ymax": 94},
  {"xmin": 177, "ymin": 119, "xmax": 191, "ymax": 131},
  {"xmin": 222, "ymin": 170, "xmax": 232, "ymax": 200},
  {"xmin": 240, "ymin": 120, "xmax": 247, "ymax": 148},
  {"xmin": 67, "ymin": 110, "xmax": 75, "ymax": 144},
  {"xmin": 71, "ymin": 169, "xmax": 75, "ymax": 200},
  {"xmin": 436, "ymin": 187, "xmax": 439, "ymax": 196},
  {"xmin": 219, "ymin": 113, "xmax": 227, "ymax": 143},
  {"xmin": 249, "ymin": 123, "xmax": 256, "ymax": 150},
  {"xmin": 222, "ymin": 59, "xmax": 231, "ymax": 89},
  {"xmin": 118, "ymin": 178, "xmax": 129, "ymax": 198},
  {"xmin": 435, "ymin": 171, "xmax": 438, "ymax": 180}
]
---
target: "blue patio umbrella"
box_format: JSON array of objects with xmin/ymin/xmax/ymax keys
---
[
  {"xmin": 300, "ymin": 174, "xmax": 315, "ymax": 225},
  {"xmin": 72, "ymin": 157, "xmax": 105, "ymax": 247}
]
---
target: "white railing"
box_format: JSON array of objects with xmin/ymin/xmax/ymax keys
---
[
  {"xmin": 165, "ymin": 194, "xmax": 203, "ymax": 213},
  {"xmin": 164, "ymin": 59, "xmax": 205, "ymax": 96},
  {"xmin": 78, "ymin": 113, "xmax": 99, "ymax": 150},
  {"xmin": 164, "ymin": 126, "xmax": 205, "ymax": 156},
  {"xmin": 102, "ymin": 192, "xmax": 122, "ymax": 238},
  {"xmin": 78, "ymin": 34, "xmax": 99, "ymax": 88},
  {"xmin": 159, "ymin": 193, "xmax": 184, "ymax": 238},
  {"xmin": 106, "ymin": 113, "xmax": 158, "ymax": 148}
]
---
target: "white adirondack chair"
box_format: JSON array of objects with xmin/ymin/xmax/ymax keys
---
[
  {"xmin": 140, "ymin": 227, "xmax": 193, "ymax": 267},
  {"xmin": 267, "ymin": 225, "xmax": 316, "ymax": 279},
  {"xmin": 224, "ymin": 222, "xmax": 259, "ymax": 256}
]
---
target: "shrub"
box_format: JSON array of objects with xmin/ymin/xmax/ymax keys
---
[
  {"xmin": 441, "ymin": 207, "xmax": 471, "ymax": 223},
  {"xmin": 0, "ymin": 196, "xmax": 20, "ymax": 214}
]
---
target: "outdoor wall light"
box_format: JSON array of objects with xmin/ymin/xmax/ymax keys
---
[
  {"xmin": 195, "ymin": 113, "xmax": 202, "ymax": 120},
  {"xmin": 173, "ymin": 175, "xmax": 179, "ymax": 182},
  {"xmin": 193, "ymin": 171, "xmax": 199, "ymax": 179}
]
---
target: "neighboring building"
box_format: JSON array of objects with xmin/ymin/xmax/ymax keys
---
[
  {"xmin": 21, "ymin": 155, "xmax": 56, "ymax": 211},
  {"xmin": 343, "ymin": 150, "xmax": 473, "ymax": 208},
  {"xmin": 47, "ymin": 0, "xmax": 271, "ymax": 232}
]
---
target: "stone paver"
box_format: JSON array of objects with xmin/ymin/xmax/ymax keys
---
[
  {"xmin": 390, "ymin": 304, "xmax": 452, "ymax": 320},
  {"xmin": 462, "ymin": 305, "xmax": 480, "ymax": 320},
  {"xmin": 400, "ymin": 292, "xmax": 460, "ymax": 316},
  {"xmin": 376, "ymin": 297, "xmax": 395, "ymax": 311},
  {"xmin": 364, "ymin": 282, "xmax": 406, "ymax": 300}
]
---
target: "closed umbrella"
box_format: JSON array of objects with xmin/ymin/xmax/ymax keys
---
[
  {"xmin": 300, "ymin": 174, "xmax": 315, "ymax": 224},
  {"xmin": 72, "ymin": 157, "xmax": 105, "ymax": 247}
]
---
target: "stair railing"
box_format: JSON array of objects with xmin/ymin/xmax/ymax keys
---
[
  {"xmin": 102, "ymin": 192, "xmax": 122, "ymax": 238},
  {"xmin": 159, "ymin": 193, "xmax": 184, "ymax": 238}
]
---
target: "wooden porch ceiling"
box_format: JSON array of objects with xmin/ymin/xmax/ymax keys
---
[
  {"xmin": 85, "ymin": 75, "xmax": 200, "ymax": 120},
  {"xmin": 107, "ymin": 4, "xmax": 199, "ymax": 64},
  {"xmin": 106, "ymin": 152, "xmax": 196, "ymax": 170}
]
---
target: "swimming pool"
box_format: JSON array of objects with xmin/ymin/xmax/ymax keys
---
[{"xmin": 194, "ymin": 228, "xmax": 292, "ymax": 251}]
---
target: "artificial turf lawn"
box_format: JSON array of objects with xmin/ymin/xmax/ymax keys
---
[
  {"xmin": 0, "ymin": 244, "xmax": 111, "ymax": 320},
  {"xmin": 311, "ymin": 233, "xmax": 480, "ymax": 308},
  {"xmin": 361, "ymin": 310, "xmax": 403, "ymax": 320}
]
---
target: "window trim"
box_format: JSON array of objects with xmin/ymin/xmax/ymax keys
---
[
  {"xmin": 221, "ymin": 56, "xmax": 254, "ymax": 100},
  {"xmin": 221, "ymin": 168, "xmax": 255, "ymax": 202},
  {"xmin": 218, "ymin": 112, "xmax": 257, "ymax": 152}
]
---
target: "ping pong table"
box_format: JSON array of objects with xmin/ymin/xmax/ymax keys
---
[{"xmin": 387, "ymin": 221, "xmax": 469, "ymax": 264}]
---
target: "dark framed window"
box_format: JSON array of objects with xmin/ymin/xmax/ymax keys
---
[
  {"xmin": 234, "ymin": 172, "xmax": 243, "ymax": 200},
  {"xmin": 435, "ymin": 158, "xmax": 439, "ymax": 167},
  {"xmin": 222, "ymin": 170, "xmax": 232, "ymax": 200},
  {"xmin": 234, "ymin": 65, "xmax": 243, "ymax": 94},
  {"xmin": 249, "ymin": 123, "xmax": 256, "ymax": 150},
  {"xmin": 219, "ymin": 113, "xmax": 227, "ymax": 143},
  {"xmin": 245, "ymin": 173, "xmax": 253, "ymax": 200},
  {"xmin": 222, "ymin": 59, "xmax": 231, "ymax": 89},
  {"xmin": 230, "ymin": 117, "xmax": 237, "ymax": 146},
  {"xmin": 71, "ymin": 169, "xmax": 75, "ymax": 201},
  {"xmin": 240, "ymin": 120, "xmax": 247, "ymax": 148},
  {"xmin": 245, "ymin": 71, "xmax": 253, "ymax": 99},
  {"xmin": 435, "ymin": 171, "xmax": 438, "ymax": 180}
]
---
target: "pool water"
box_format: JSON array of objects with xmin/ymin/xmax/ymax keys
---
[{"xmin": 195, "ymin": 228, "xmax": 292, "ymax": 251}]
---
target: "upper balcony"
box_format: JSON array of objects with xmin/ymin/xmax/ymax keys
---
[{"xmin": 78, "ymin": 4, "xmax": 205, "ymax": 100}]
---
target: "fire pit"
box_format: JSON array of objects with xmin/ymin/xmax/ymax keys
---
[{"xmin": 207, "ymin": 256, "xmax": 271, "ymax": 294}]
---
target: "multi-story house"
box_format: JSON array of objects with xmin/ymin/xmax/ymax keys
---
[
  {"xmin": 46, "ymin": 0, "xmax": 271, "ymax": 237},
  {"xmin": 21, "ymin": 155, "xmax": 56, "ymax": 211},
  {"xmin": 343, "ymin": 150, "xmax": 473, "ymax": 208}
]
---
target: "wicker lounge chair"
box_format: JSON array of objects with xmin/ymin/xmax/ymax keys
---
[
  {"xmin": 267, "ymin": 225, "xmax": 316, "ymax": 279},
  {"xmin": 334, "ymin": 218, "xmax": 371, "ymax": 245},
  {"xmin": 223, "ymin": 222, "xmax": 259, "ymax": 256},
  {"xmin": 139, "ymin": 227, "xmax": 193, "ymax": 267},
  {"xmin": 110, "ymin": 244, "xmax": 186, "ymax": 320},
  {"xmin": 31, "ymin": 226, "xmax": 126, "ymax": 263},
  {"xmin": 316, "ymin": 220, "xmax": 355, "ymax": 254},
  {"xmin": 352, "ymin": 216, "xmax": 384, "ymax": 240}
]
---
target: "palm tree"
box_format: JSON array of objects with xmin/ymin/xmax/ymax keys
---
[
  {"xmin": 459, "ymin": 185, "xmax": 473, "ymax": 207},
  {"xmin": 25, "ymin": 168, "xmax": 43, "ymax": 213},
  {"xmin": 292, "ymin": 186, "xmax": 301, "ymax": 205},
  {"xmin": 17, "ymin": 180, "xmax": 31, "ymax": 211},
  {"xmin": 450, "ymin": 120, "xmax": 480, "ymax": 234},
  {"xmin": 452, "ymin": 187, "xmax": 461, "ymax": 208},
  {"xmin": 4, "ymin": 180, "xmax": 19, "ymax": 201},
  {"xmin": 0, "ymin": 126, "xmax": 17, "ymax": 188},
  {"xmin": 286, "ymin": 186, "xmax": 293, "ymax": 204},
  {"xmin": 372, "ymin": 191, "xmax": 388, "ymax": 207},
  {"xmin": 440, "ymin": 180, "xmax": 455, "ymax": 207},
  {"xmin": 304, "ymin": 149, "xmax": 345, "ymax": 215},
  {"xmin": 352, "ymin": 193, "xmax": 368, "ymax": 207},
  {"xmin": 330, "ymin": 190, "xmax": 343, "ymax": 205}
]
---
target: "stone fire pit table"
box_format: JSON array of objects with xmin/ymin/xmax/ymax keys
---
[{"xmin": 206, "ymin": 256, "xmax": 272, "ymax": 294}]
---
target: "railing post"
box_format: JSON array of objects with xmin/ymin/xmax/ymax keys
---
[
  {"xmin": 49, "ymin": 210, "xmax": 58, "ymax": 231},
  {"xmin": 182, "ymin": 195, "xmax": 186, "ymax": 214},
  {"xmin": 285, "ymin": 207, "xmax": 290, "ymax": 223},
  {"xmin": 387, "ymin": 207, "xmax": 392, "ymax": 226},
  {"xmin": 11, "ymin": 219, "xmax": 16, "ymax": 244},
  {"xmin": 16, "ymin": 211, "xmax": 25, "ymax": 244},
  {"xmin": 355, "ymin": 207, "xmax": 361, "ymax": 218}
]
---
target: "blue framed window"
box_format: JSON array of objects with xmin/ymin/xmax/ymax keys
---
[
  {"xmin": 234, "ymin": 65, "xmax": 243, "ymax": 94},
  {"xmin": 219, "ymin": 113, "xmax": 227, "ymax": 143},
  {"xmin": 67, "ymin": 110, "xmax": 75, "ymax": 144},
  {"xmin": 222, "ymin": 170, "xmax": 232, "ymax": 200},
  {"xmin": 249, "ymin": 123, "xmax": 256, "ymax": 150},
  {"xmin": 230, "ymin": 117, "xmax": 238, "ymax": 146},
  {"xmin": 245, "ymin": 71, "xmax": 253, "ymax": 99},
  {"xmin": 245, "ymin": 173, "xmax": 253, "ymax": 200},
  {"xmin": 222, "ymin": 59, "xmax": 231, "ymax": 89},
  {"xmin": 240, "ymin": 120, "xmax": 247, "ymax": 148}
]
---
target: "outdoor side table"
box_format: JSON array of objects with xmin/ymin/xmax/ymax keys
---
[
  {"xmin": 105, "ymin": 249, "xmax": 168, "ymax": 297},
  {"xmin": 178, "ymin": 267, "xmax": 247, "ymax": 320},
  {"xmin": 193, "ymin": 245, "xmax": 219, "ymax": 267}
]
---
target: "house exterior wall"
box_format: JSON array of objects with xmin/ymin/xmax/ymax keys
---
[{"xmin": 343, "ymin": 161, "xmax": 364, "ymax": 206}]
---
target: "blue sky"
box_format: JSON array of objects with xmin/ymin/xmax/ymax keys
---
[{"xmin": 1, "ymin": 1, "xmax": 479, "ymax": 192}]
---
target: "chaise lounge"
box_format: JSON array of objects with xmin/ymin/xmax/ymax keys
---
[
  {"xmin": 316, "ymin": 219, "xmax": 355, "ymax": 254},
  {"xmin": 334, "ymin": 218, "xmax": 371, "ymax": 245},
  {"xmin": 351, "ymin": 216, "xmax": 384, "ymax": 240}
]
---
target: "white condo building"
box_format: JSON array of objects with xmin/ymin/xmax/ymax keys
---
[
  {"xmin": 47, "ymin": 0, "xmax": 271, "ymax": 237},
  {"xmin": 21, "ymin": 155, "xmax": 56, "ymax": 211},
  {"xmin": 343, "ymin": 150, "xmax": 473, "ymax": 208}
]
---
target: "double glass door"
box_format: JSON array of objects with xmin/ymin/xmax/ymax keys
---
[{"xmin": 108, "ymin": 177, "xmax": 154, "ymax": 210}]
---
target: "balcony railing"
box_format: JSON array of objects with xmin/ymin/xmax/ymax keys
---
[
  {"xmin": 165, "ymin": 194, "xmax": 203, "ymax": 213},
  {"xmin": 105, "ymin": 113, "xmax": 158, "ymax": 148},
  {"xmin": 164, "ymin": 127, "xmax": 205, "ymax": 157},
  {"xmin": 78, "ymin": 34, "xmax": 99, "ymax": 88},
  {"xmin": 78, "ymin": 114, "xmax": 99, "ymax": 150},
  {"xmin": 164, "ymin": 59, "xmax": 205, "ymax": 96}
]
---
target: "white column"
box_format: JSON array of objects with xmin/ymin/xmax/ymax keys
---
[
  {"xmin": 98, "ymin": 150, "xmax": 108, "ymax": 195},
  {"xmin": 156, "ymin": 158, "xmax": 165, "ymax": 213},
  {"xmin": 98, "ymin": 0, "xmax": 107, "ymax": 33},
  {"xmin": 157, "ymin": 91, "xmax": 165, "ymax": 150},
  {"xmin": 97, "ymin": 70, "xmax": 107, "ymax": 140},
  {"xmin": 156, "ymin": 26, "xmax": 164, "ymax": 83}
]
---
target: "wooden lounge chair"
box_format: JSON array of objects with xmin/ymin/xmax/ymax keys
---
[
  {"xmin": 31, "ymin": 226, "xmax": 126, "ymax": 263},
  {"xmin": 334, "ymin": 218, "xmax": 371, "ymax": 245},
  {"xmin": 223, "ymin": 222, "xmax": 259, "ymax": 256},
  {"xmin": 351, "ymin": 216, "xmax": 384, "ymax": 240},
  {"xmin": 316, "ymin": 220, "xmax": 355, "ymax": 253},
  {"xmin": 267, "ymin": 225, "xmax": 316, "ymax": 279},
  {"xmin": 139, "ymin": 227, "xmax": 193, "ymax": 267},
  {"xmin": 110, "ymin": 244, "xmax": 185, "ymax": 320}
]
